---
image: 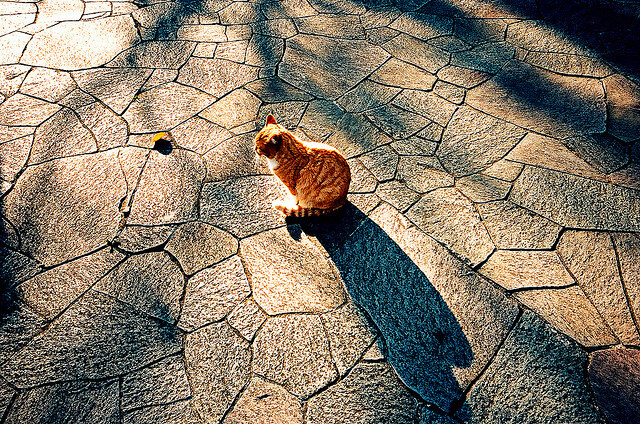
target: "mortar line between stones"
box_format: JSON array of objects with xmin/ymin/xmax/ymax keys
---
[
  {"xmin": 610, "ymin": 233, "xmax": 640, "ymax": 340},
  {"xmin": 0, "ymin": 391, "xmax": 18, "ymax": 424},
  {"xmin": 449, "ymin": 307, "xmax": 524, "ymax": 417},
  {"xmin": 121, "ymin": 395, "xmax": 194, "ymax": 416}
]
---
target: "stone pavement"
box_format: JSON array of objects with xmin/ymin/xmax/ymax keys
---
[{"xmin": 0, "ymin": 0, "xmax": 639, "ymax": 422}]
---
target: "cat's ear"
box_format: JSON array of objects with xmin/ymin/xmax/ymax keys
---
[{"xmin": 266, "ymin": 114, "xmax": 276, "ymax": 125}]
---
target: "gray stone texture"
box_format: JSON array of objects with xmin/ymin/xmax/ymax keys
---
[
  {"xmin": 589, "ymin": 347, "xmax": 640, "ymax": 424},
  {"xmin": 123, "ymin": 400, "xmax": 191, "ymax": 424},
  {"xmin": 557, "ymin": 231, "xmax": 640, "ymax": 345},
  {"xmin": 223, "ymin": 376, "xmax": 304, "ymax": 424},
  {"xmin": 0, "ymin": 93, "xmax": 61, "ymax": 126},
  {"xmin": 370, "ymin": 57, "xmax": 436, "ymax": 91},
  {"xmin": 20, "ymin": 67, "xmax": 76, "ymax": 103},
  {"xmin": 306, "ymin": 362, "xmax": 418, "ymax": 424},
  {"xmin": 227, "ymin": 297, "xmax": 268, "ymax": 342},
  {"xmin": 72, "ymin": 68, "xmax": 151, "ymax": 115},
  {"xmin": 128, "ymin": 149, "xmax": 206, "ymax": 226},
  {"xmin": 200, "ymin": 176, "xmax": 289, "ymax": 237},
  {"xmin": 109, "ymin": 41, "xmax": 196, "ymax": 69},
  {"xmin": 0, "ymin": 290, "xmax": 182, "ymax": 388},
  {"xmin": 123, "ymin": 82, "xmax": 215, "ymax": 133},
  {"xmin": 178, "ymin": 57, "xmax": 259, "ymax": 98},
  {"xmin": 438, "ymin": 106, "xmax": 527, "ymax": 177},
  {"xmin": 240, "ymin": 226, "xmax": 345, "ymax": 315},
  {"xmin": 279, "ymin": 34, "xmax": 389, "ymax": 99},
  {"xmin": 604, "ymin": 74, "xmax": 640, "ymax": 142},
  {"xmin": 466, "ymin": 60, "xmax": 606, "ymax": 138},
  {"xmin": 122, "ymin": 355, "xmax": 191, "ymax": 412},
  {"xmin": 510, "ymin": 166, "xmax": 640, "ymax": 231},
  {"xmin": 179, "ymin": 256, "xmax": 251, "ymax": 332},
  {"xmin": 95, "ymin": 251, "xmax": 184, "ymax": 324},
  {"xmin": 457, "ymin": 311, "xmax": 605, "ymax": 424},
  {"xmin": 165, "ymin": 221, "xmax": 238, "ymax": 276},
  {"xmin": 4, "ymin": 380, "xmax": 119, "ymax": 424},
  {"xmin": 1, "ymin": 151, "xmax": 125, "ymax": 266},
  {"xmin": 202, "ymin": 132, "xmax": 267, "ymax": 182},
  {"xmin": 406, "ymin": 188, "xmax": 494, "ymax": 266},
  {"xmin": 612, "ymin": 233, "xmax": 640, "ymax": 333},
  {"xmin": 185, "ymin": 321, "xmax": 251, "ymax": 424},
  {"xmin": 383, "ymin": 33, "xmax": 449, "ymax": 74},
  {"xmin": 253, "ymin": 314, "xmax": 338, "ymax": 399}
]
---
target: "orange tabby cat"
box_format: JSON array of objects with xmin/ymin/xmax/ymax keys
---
[{"xmin": 255, "ymin": 114, "xmax": 351, "ymax": 217}]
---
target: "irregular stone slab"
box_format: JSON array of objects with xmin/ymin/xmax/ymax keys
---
[
  {"xmin": 382, "ymin": 33, "xmax": 449, "ymax": 74},
  {"xmin": 457, "ymin": 311, "xmax": 605, "ymax": 424},
  {"xmin": 30, "ymin": 108, "xmax": 97, "ymax": 165},
  {"xmin": 108, "ymin": 40, "xmax": 195, "ymax": 69},
  {"xmin": 365, "ymin": 103, "xmax": 430, "ymax": 139},
  {"xmin": 337, "ymin": 80, "xmax": 400, "ymax": 114},
  {"xmin": 202, "ymin": 132, "xmax": 266, "ymax": 182},
  {"xmin": 185, "ymin": 321, "xmax": 251, "ymax": 424},
  {"xmin": 437, "ymin": 64, "xmax": 491, "ymax": 88},
  {"xmin": 397, "ymin": 156, "xmax": 454, "ymax": 193},
  {"xmin": 0, "ymin": 134, "xmax": 31, "ymax": 185},
  {"xmin": 246, "ymin": 78, "xmax": 312, "ymax": 103},
  {"xmin": 240, "ymin": 226, "xmax": 345, "ymax": 315},
  {"xmin": 95, "ymin": 252, "xmax": 184, "ymax": 324},
  {"xmin": 358, "ymin": 204, "xmax": 518, "ymax": 401},
  {"xmin": 212, "ymin": 40, "xmax": 247, "ymax": 63},
  {"xmin": 506, "ymin": 133, "xmax": 606, "ymax": 182},
  {"xmin": 200, "ymin": 89, "xmax": 261, "ymax": 129},
  {"xmin": 376, "ymin": 180, "xmax": 421, "ymax": 211},
  {"xmin": 179, "ymin": 256, "xmax": 250, "ymax": 332},
  {"xmin": 200, "ymin": 176, "xmax": 288, "ymax": 238},
  {"xmin": 176, "ymin": 24, "xmax": 227, "ymax": 42},
  {"xmin": 557, "ymin": 231, "xmax": 640, "ymax": 345},
  {"xmin": 20, "ymin": 68, "xmax": 76, "ymax": 102},
  {"xmin": 610, "ymin": 164, "xmax": 640, "ymax": 191},
  {"xmin": 451, "ymin": 41, "xmax": 514, "ymax": 74},
  {"xmin": 438, "ymin": 106, "xmax": 526, "ymax": 176},
  {"xmin": 510, "ymin": 166, "xmax": 640, "ymax": 231},
  {"xmin": 515, "ymin": 287, "xmax": 617, "ymax": 347},
  {"xmin": 224, "ymin": 376, "xmax": 304, "ymax": 424},
  {"xmin": 506, "ymin": 19, "xmax": 596, "ymax": 56},
  {"xmin": 171, "ymin": 116, "xmax": 232, "ymax": 154},
  {"xmin": 370, "ymin": 57, "xmax": 436, "ymax": 90},
  {"xmin": 123, "ymin": 400, "xmax": 190, "ymax": 424},
  {"xmin": 455, "ymin": 173, "xmax": 511, "ymax": 202},
  {"xmin": 366, "ymin": 26, "xmax": 400, "ymax": 45},
  {"xmin": 122, "ymin": 355, "xmax": 191, "ymax": 412},
  {"xmin": 563, "ymin": 134, "xmax": 628, "ymax": 176},
  {"xmin": 589, "ymin": 347, "xmax": 640, "ymax": 424},
  {"xmin": 433, "ymin": 80, "xmax": 465, "ymax": 104},
  {"xmin": 178, "ymin": 57, "xmax": 259, "ymax": 98},
  {"xmin": 406, "ymin": 188, "xmax": 494, "ymax": 266},
  {"xmin": 306, "ymin": 362, "xmax": 417, "ymax": 424},
  {"xmin": 165, "ymin": 221, "xmax": 238, "ymax": 276},
  {"xmin": 1, "ymin": 151, "xmax": 125, "ymax": 266},
  {"xmin": 347, "ymin": 158, "xmax": 378, "ymax": 194},
  {"xmin": 123, "ymin": 82, "xmax": 215, "ymax": 133},
  {"xmin": 0, "ymin": 290, "xmax": 182, "ymax": 388},
  {"xmin": 76, "ymin": 102, "xmax": 127, "ymax": 150},
  {"xmin": 279, "ymin": 34, "xmax": 389, "ymax": 99},
  {"xmin": 128, "ymin": 149, "xmax": 206, "ymax": 225},
  {"xmin": 21, "ymin": 15, "xmax": 139, "ymax": 70},
  {"xmin": 116, "ymin": 225, "xmax": 176, "ymax": 253},
  {"xmin": 245, "ymin": 34, "xmax": 284, "ymax": 67},
  {"xmin": 17, "ymin": 248, "xmax": 124, "ymax": 320},
  {"xmin": 252, "ymin": 18, "xmax": 297, "ymax": 38},
  {"xmin": 260, "ymin": 0, "xmax": 317, "ymax": 19},
  {"xmin": 467, "ymin": 60, "xmax": 606, "ymax": 138},
  {"xmin": 26, "ymin": 0, "xmax": 83, "ymax": 32},
  {"xmin": 0, "ymin": 297, "xmax": 47, "ymax": 363},
  {"xmin": 477, "ymin": 201, "xmax": 561, "ymax": 249},
  {"xmin": 0, "ymin": 124, "xmax": 32, "ymax": 145},
  {"xmin": 227, "ymin": 297, "xmax": 268, "ymax": 342},
  {"xmin": 142, "ymin": 68, "xmax": 179, "ymax": 91},
  {"xmin": 258, "ymin": 102, "xmax": 307, "ymax": 131},
  {"xmin": 392, "ymin": 89, "xmax": 457, "ymax": 126},
  {"xmin": 253, "ymin": 314, "xmax": 337, "ymax": 398},
  {"xmin": 0, "ymin": 33, "xmax": 32, "ymax": 65},
  {"xmin": 389, "ymin": 12, "xmax": 453, "ymax": 40},
  {"xmin": 481, "ymin": 159, "xmax": 523, "ymax": 181},
  {"xmin": 327, "ymin": 113, "xmax": 390, "ymax": 158},
  {"xmin": 295, "ymin": 14, "xmax": 365, "ymax": 39},
  {"xmin": 0, "ymin": 379, "xmax": 13, "ymax": 419},
  {"xmin": 603, "ymin": 74, "xmax": 640, "ymax": 142},
  {"xmin": 72, "ymin": 68, "xmax": 151, "ymax": 115},
  {"xmin": 0, "ymin": 14, "xmax": 35, "ymax": 37},
  {"xmin": 0, "ymin": 93, "xmax": 60, "ymax": 126},
  {"xmin": 4, "ymin": 380, "xmax": 119, "ymax": 424},
  {"xmin": 613, "ymin": 233, "xmax": 640, "ymax": 331},
  {"xmin": 480, "ymin": 250, "xmax": 574, "ymax": 291},
  {"xmin": 322, "ymin": 302, "xmax": 377, "ymax": 376},
  {"xmin": 299, "ymin": 99, "xmax": 343, "ymax": 140},
  {"xmin": 359, "ymin": 145, "xmax": 399, "ymax": 181},
  {"xmin": 526, "ymin": 51, "xmax": 612, "ymax": 78}
]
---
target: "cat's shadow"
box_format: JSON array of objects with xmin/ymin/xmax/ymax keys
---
[{"xmin": 287, "ymin": 201, "xmax": 473, "ymax": 412}]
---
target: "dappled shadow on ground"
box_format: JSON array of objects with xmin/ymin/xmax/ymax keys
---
[{"xmin": 297, "ymin": 202, "xmax": 473, "ymax": 413}]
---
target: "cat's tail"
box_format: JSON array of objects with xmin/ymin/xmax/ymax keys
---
[{"xmin": 274, "ymin": 203, "xmax": 344, "ymax": 217}]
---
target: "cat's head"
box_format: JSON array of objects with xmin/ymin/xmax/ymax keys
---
[{"xmin": 255, "ymin": 114, "xmax": 285, "ymax": 158}]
